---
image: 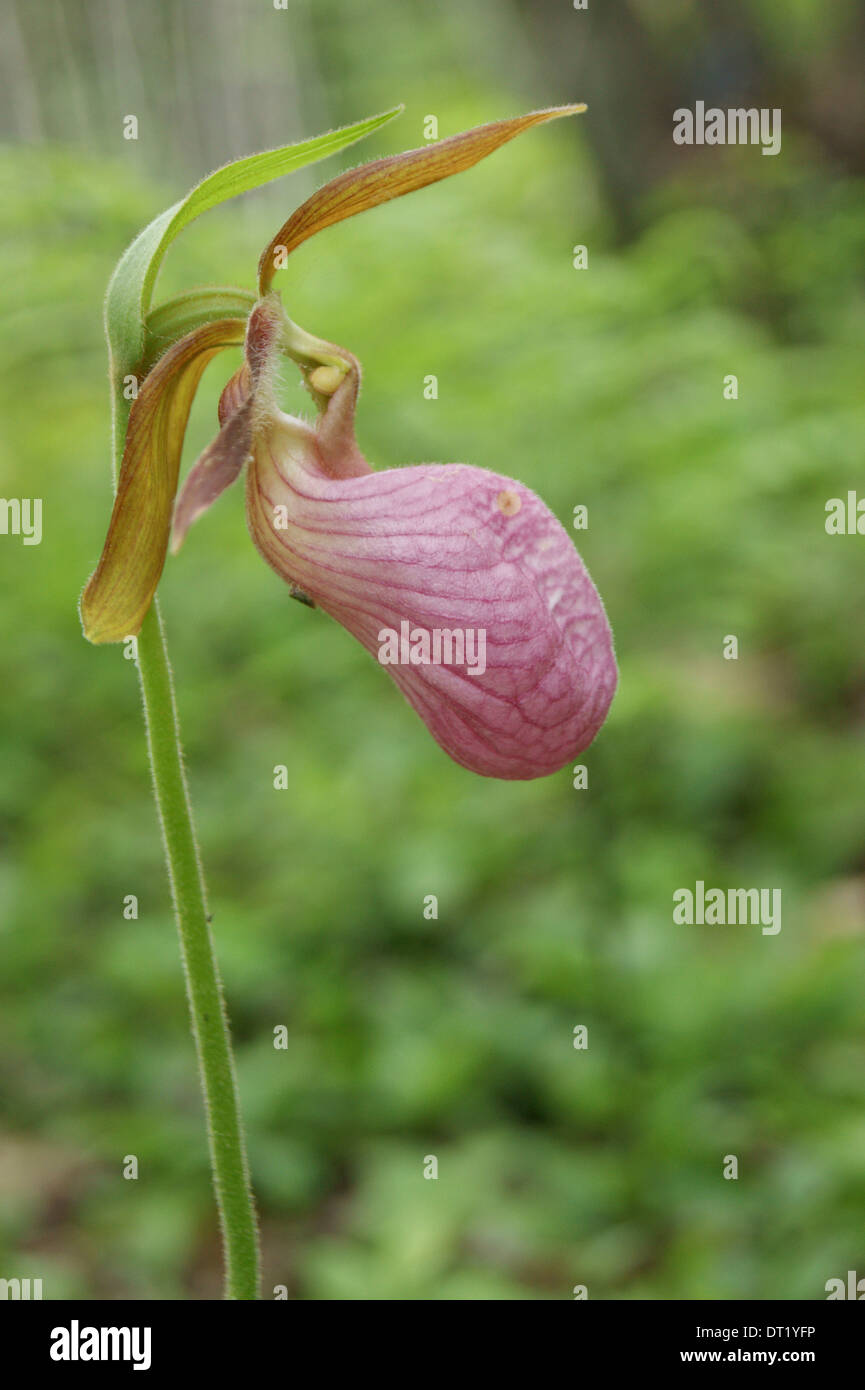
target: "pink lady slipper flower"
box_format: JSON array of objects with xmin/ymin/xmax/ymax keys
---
[{"xmin": 82, "ymin": 106, "xmax": 616, "ymax": 779}]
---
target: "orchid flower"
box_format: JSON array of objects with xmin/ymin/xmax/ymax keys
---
[
  {"xmin": 82, "ymin": 105, "xmax": 616, "ymax": 780},
  {"xmin": 82, "ymin": 103, "xmax": 618, "ymax": 1301}
]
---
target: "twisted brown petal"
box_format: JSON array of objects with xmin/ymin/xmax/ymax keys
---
[
  {"xmin": 80, "ymin": 318, "xmax": 245, "ymax": 643},
  {"xmin": 258, "ymin": 104, "xmax": 585, "ymax": 292}
]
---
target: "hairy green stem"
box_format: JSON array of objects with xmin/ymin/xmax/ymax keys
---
[{"xmin": 111, "ymin": 386, "xmax": 260, "ymax": 1300}]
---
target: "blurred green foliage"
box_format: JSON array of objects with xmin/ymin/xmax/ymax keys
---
[{"xmin": 1, "ymin": 10, "xmax": 865, "ymax": 1300}]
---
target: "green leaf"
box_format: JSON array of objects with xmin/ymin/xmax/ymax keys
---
[
  {"xmin": 142, "ymin": 287, "xmax": 257, "ymax": 375},
  {"xmin": 105, "ymin": 105, "xmax": 403, "ymax": 381}
]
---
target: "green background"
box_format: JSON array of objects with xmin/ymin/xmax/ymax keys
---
[{"xmin": 1, "ymin": 0, "xmax": 864, "ymax": 1299}]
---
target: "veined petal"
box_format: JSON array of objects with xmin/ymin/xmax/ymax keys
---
[
  {"xmin": 170, "ymin": 364, "xmax": 255, "ymax": 553},
  {"xmin": 80, "ymin": 317, "xmax": 245, "ymax": 643},
  {"xmin": 246, "ymin": 410, "xmax": 616, "ymax": 780}
]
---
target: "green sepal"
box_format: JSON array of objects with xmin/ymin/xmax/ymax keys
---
[{"xmin": 105, "ymin": 106, "xmax": 403, "ymax": 382}]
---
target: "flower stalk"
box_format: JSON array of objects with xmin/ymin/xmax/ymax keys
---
[{"xmin": 110, "ymin": 387, "xmax": 260, "ymax": 1301}]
